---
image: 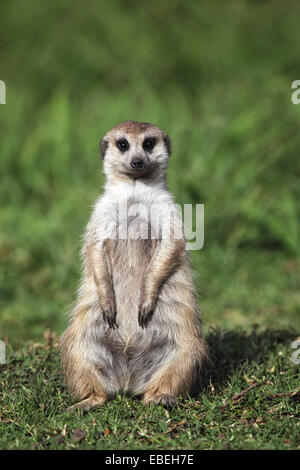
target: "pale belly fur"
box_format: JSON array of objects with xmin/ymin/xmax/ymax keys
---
[{"xmin": 84, "ymin": 238, "xmax": 181, "ymax": 395}]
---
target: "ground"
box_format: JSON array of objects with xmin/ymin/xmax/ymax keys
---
[
  {"xmin": 0, "ymin": 0, "xmax": 300, "ymax": 450},
  {"xmin": 1, "ymin": 328, "xmax": 299, "ymax": 450}
]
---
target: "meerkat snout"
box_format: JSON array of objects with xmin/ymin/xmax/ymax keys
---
[{"xmin": 130, "ymin": 157, "xmax": 144, "ymax": 169}]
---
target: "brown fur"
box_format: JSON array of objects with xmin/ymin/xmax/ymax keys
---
[{"xmin": 61, "ymin": 122, "xmax": 207, "ymax": 411}]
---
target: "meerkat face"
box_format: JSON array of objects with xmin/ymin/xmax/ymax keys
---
[{"xmin": 100, "ymin": 121, "xmax": 171, "ymax": 180}]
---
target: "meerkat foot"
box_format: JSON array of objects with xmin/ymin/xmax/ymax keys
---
[
  {"xmin": 143, "ymin": 393, "xmax": 179, "ymax": 408},
  {"xmin": 67, "ymin": 395, "xmax": 107, "ymax": 413}
]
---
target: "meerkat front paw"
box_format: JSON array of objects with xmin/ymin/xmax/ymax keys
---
[
  {"xmin": 138, "ymin": 298, "xmax": 156, "ymax": 328},
  {"xmin": 101, "ymin": 298, "xmax": 118, "ymax": 328}
]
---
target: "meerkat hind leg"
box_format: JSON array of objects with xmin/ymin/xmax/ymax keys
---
[
  {"xmin": 142, "ymin": 359, "xmax": 191, "ymax": 408},
  {"xmin": 62, "ymin": 331, "xmax": 109, "ymax": 413},
  {"xmin": 146, "ymin": 393, "xmax": 179, "ymax": 408},
  {"xmin": 68, "ymin": 394, "xmax": 107, "ymax": 413},
  {"xmin": 142, "ymin": 341, "xmax": 203, "ymax": 408},
  {"xmin": 142, "ymin": 375, "xmax": 181, "ymax": 408}
]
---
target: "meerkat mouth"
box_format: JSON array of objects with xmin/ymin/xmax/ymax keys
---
[{"xmin": 120, "ymin": 165, "xmax": 154, "ymax": 179}]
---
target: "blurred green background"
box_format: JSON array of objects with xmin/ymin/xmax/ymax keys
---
[{"xmin": 0, "ymin": 0, "xmax": 300, "ymax": 347}]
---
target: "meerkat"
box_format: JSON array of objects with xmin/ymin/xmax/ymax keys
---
[{"xmin": 60, "ymin": 121, "xmax": 207, "ymax": 411}]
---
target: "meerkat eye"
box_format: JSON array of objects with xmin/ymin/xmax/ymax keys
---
[
  {"xmin": 116, "ymin": 138, "xmax": 129, "ymax": 152},
  {"xmin": 143, "ymin": 137, "xmax": 156, "ymax": 152}
]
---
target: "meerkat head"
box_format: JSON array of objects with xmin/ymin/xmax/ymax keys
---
[{"xmin": 100, "ymin": 121, "xmax": 171, "ymax": 182}]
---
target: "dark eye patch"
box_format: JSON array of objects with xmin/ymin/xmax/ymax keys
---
[
  {"xmin": 143, "ymin": 136, "xmax": 156, "ymax": 152},
  {"xmin": 116, "ymin": 138, "xmax": 129, "ymax": 152}
]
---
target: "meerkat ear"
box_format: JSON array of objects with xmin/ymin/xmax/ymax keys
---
[
  {"xmin": 163, "ymin": 133, "xmax": 171, "ymax": 156},
  {"xmin": 100, "ymin": 138, "xmax": 109, "ymax": 159}
]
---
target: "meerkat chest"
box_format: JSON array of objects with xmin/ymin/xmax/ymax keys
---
[
  {"xmin": 118, "ymin": 197, "xmax": 158, "ymax": 240},
  {"xmin": 99, "ymin": 187, "xmax": 175, "ymax": 241}
]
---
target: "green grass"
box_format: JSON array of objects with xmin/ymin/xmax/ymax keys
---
[
  {"xmin": 0, "ymin": 0, "xmax": 300, "ymax": 450},
  {"xmin": 1, "ymin": 328, "xmax": 299, "ymax": 450}
]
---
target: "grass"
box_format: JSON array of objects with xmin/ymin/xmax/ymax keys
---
[{"xmin": 0, "ymin": 0, "xmax": 300, "ymax": 450}]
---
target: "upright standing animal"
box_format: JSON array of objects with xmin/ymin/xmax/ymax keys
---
[{"xmin": 61, "ymin": 121, "xmax": 207, "ymax": 411}]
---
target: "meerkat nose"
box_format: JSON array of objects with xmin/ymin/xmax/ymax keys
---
[{"xmin": 131, "ymin": 158, "xmax": 144, "ymax": 169}]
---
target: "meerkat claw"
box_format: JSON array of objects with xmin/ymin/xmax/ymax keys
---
[
  {"xmin": 102, "ymin": 310, "xmax": 117, "ymax": 328},
  {"xmin": 138, "ymin": 305, "xmax": 154, "ymax": 328}
]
